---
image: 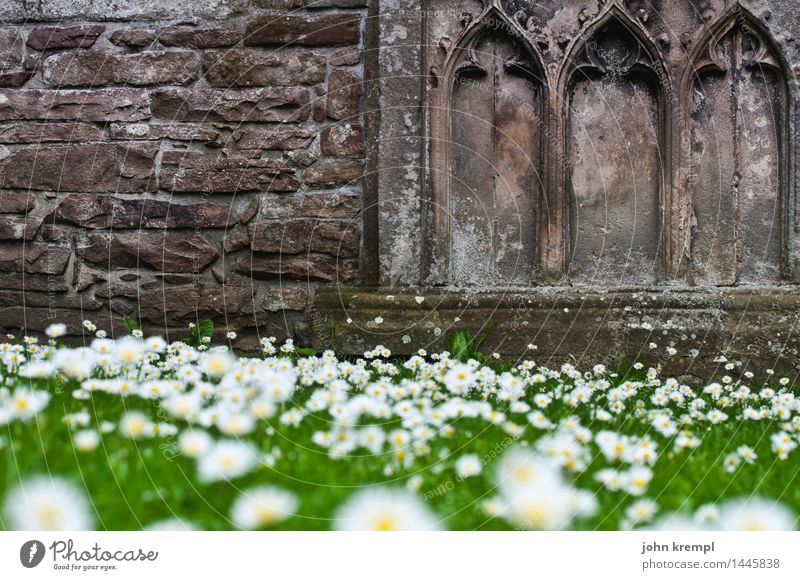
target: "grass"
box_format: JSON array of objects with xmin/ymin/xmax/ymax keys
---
[{"xmin": 2, "ymin": 353, "xmax": 798, "ymax": 531}]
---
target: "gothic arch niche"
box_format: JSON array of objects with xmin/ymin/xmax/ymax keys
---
[
  {"xmin": 565, "ymin": 14, "xmax": 664, "ymax": 286},
  {"xmin": 437, "ymin": 14, "xmax": 545, "ymax": 286},
  {"xmin": 688, "ymin": 8, "xmax": 788, "ymax": 285}
]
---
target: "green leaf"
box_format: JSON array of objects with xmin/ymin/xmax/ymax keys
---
[
  {"xmin": 123, "ymin": 314, "xmax": 140, "ymax": 333},
  {"xmin": 296, "ymin": 346, "xmax": 317, "ymax": 357},
  {"xmin": 190, "ymin": 319, "xmax": 214, "ymax": 344}
]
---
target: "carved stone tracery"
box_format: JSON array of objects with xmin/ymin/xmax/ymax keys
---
[{"xmin": 419, "ymin": 1, "xmax": 794, "ymax": 288}]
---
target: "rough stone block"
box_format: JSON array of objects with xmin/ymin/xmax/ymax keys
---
[
  {"xmin": 80, "ymin": 232, "xmax": 218, "ymax": 272},
  {"xmin": 304, "ymin": 160, "xmax": 364, "ymax": 186},
  {"xmin": 302, "ymin": 192, "xmax": 360, "ymax": 218},
  {"xmin": 0, "ymin": 194, "xmax": 36, "ymax": 214},
  {"xmin": 159, "ymin": 26, "xmax": 240, "ymax": 48},
  {"xmin": 0, "ymin": 70, "xmax": 32, "ymax": 87},
  {"xmin": 152, "ymin": 88, "xmax": 310, "ymax": 122},
  {"xmin": 236, "ymin": 253, "xmax": 358, "ymax": 281},
  {"xmin": 109, "ymin": 122, "xmax": 222, "ymax": 146},
  {"xmin": 203, "ymin": 49, "xmax": 326, "ymax": 87},
  {"xmin": 244, "ymin": 14, "xmax": 360, "ymax": 47},
  {"xmin": 0, "ymin": 243, "xmax": 70, "ymax": 274},
  {"xmin": 0, "ymin": 27, "xmax": 22, "ymax": 68},
  {"xmin": 326, "ymin": 70, "xmax": 360, "ymax": 120},
  {"xmin": 0, "ymin": 142, "xmax": 157, "ymax": 192},
  {"xmin": 43, "ymin": 50, "xmax": 199, "ymax": 86},
  {"xmin": 56, "ymin": 195, "xmax": 237, "ymax": 229},
  {"xmin": 27, "ymin": 25, "xmax": 105, "ymax": 50},
  {"xmin": 262, "ymin": 285, "xmax": 309, "ymax": 312},
  {"xmin": 232, "ymin": 125, "xmax": 315, "ymax": 150},
  {"xmin": 0, "ymin": 121, "xmax": 105, "ymax": 143},
  {"xmin": 160, "ymin": 151, "xmax": 300, "ymax": 193},
  {"xmin": 109, "ymin": 28, "xmax": 158, "ymax": 48},
  {"xmin": 0, "ymin": 215, "xmax": 41, "ymax": 240},
  {"xmin": 249, "ymin": 219, "xmax": 359, "ymax": 257},
  {"xmin": 0, "ymin": 89, "xmax": 150, "ymax": 121},
  {"xmin": 320, "ymin": 123, "xmax": 363, "ymax": 157}
]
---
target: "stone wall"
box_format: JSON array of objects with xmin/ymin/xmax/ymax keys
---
[{"xmin": 0, "ymin": 0, "xmax": 366, "ymax": 346}]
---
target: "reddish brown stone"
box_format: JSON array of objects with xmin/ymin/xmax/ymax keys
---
[
  {"xmin": 43, "ymin": 50, "xmax": 199, "ymax": 87},
  {"xmin": 80, "ymin": 232, "xmax": 218, "ymax": 272},
  {"xmin": 40, "ymin": 225, "xmax": 71, "ymax": 243},
  {"xmin": 0, "ymin": 121, "xmax": 104, "ymax": 143},
  {"xmin": 159, "ymin": 26, "xmax": 240, "ymax": 48},
  {"xmin": 260, "ymin": 193, "xmax": 302, "ymax": 218},
  {"xmin": 245, "ymin": 14, "xmax": 360, "ymax": 47},
  {"xmin": 0, "ymin": 215, "xmax": 41, "ymax": 240},
  {"xmin": 236, "ymin": 253, "xmax": 358, "ymax": 281},
  {"xmin": 303, "ymin": 193, "xmax": 360, "ymax": 218},
  {"xmin": 0, "ymin": 70, "xmax": 32, "ymax": 87},
  {"xmin": 0, "ymin": 194, "xmax": 35, "ymax": 214},
  {"xmin": 330, "ymin": 47, "xmax": 361, "ymax": 66},
  {"xmin": 320, "ymin": 123, "xmax": 364, "ymax": 157},
  {"xmin": 252, "ymin": 0, "xmax": 304, "ymax": 7},
  {"xmin": 0, "ymin": 243, "xmax": 70, "ymax": 274},
  {"xmin": 304, "ymin": 160, "xmax": 364, "ymax": 187},
  {"xmin": 109, "ymin": 28, "xmax": 158, "ymax": 48},
  {"xmin": 326, "ymin": 70, "xmax": 360, "ymax": 120},
  {"xmin": 109, "ymin": 122, "xmax": 223, "ymax": 146},
  {"xmin": 0, "ymin": 142, "xmax": 157, "ymax": 193},
  {"xmin": 223, "ymin": 224, "xmax": 250, "ymax": 252},
  {"xmin": 240, "ymin": 197, "xmax": 259, "ymax": 224},
  {"xmin": 249, "ymin": 219, "xmax": 359, "ymax": 257},
  {"xmin": 24, "ymin": 53, "xmax": 39, "ymax": 70},
  {"xmin": 160, "ymin": 151, "xmax": 300, "ymax": 193},
  {"xmin": 27, "ymin": 25, "xmax": 105, "ymax": 50},
  {"xmin": 203, "ymin": 49, "xmax": 325, "ymax": 87},
  {"xmin": 95, "ymin": 280, "xmax": 141, "ymax": 299},
  {"xmin": 262, "ymin": 285, "xmax": 309, "ymax": 312},
  {"xmin": 152, "ymin": 88, "xmax": 310, "ymax": 123},
  {"xmin": 307, "ymin": 0, "xmax": 367, "ymax": 6},
  {"xmin": 137, "ymin": 284, "xmax": 259, "ymax": 323},
  {"xmin": 0, "ymin": 27, "xmax": 23, "ymax": 69},
  {"xmin": 0, "ymin": 272, "xmax": 69, "ymax": 292},
  {"xmin": 0, "ymin": 290, "xmax": 101, "ymax": 310},
  {"xmin": 0, "ymin": 89, "xmax": 150, "ymax": 122},
  {"xmin": 56, "ymin": 195, "xmax": 237, "ymax": 229},
  {"xmin": 233, "ymin": 125, "xmax": 315, "ymax": 150}
]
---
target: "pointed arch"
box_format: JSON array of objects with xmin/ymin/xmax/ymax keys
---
[
  {"xmin": 559, "ymin": 5, "xmax": 668, "ymax": 286},
  {"xmin": 427, "ymin": 6, "xmax": 548, "ymax": 285},
  {"xmin": 684, "ymin": 3, "xmax": 791, "ymax": 285}
]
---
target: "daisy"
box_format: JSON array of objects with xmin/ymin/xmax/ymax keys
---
[
  {"xmin": 3, "ymin": 388, "xmax": 50, "ymax": 421},
  {"xmin": 201, "ymin": 351, "xmax": 235, "ymax": 378},
  {"xmin": 454, "ymin": 454, "xmax": 482, "ymax": 479},
  {"xmin": 4, "ymin": 476, "xmax": 93, "ymax": 531},
  {"xmin": 178, "ymin": 429, "xmax": 214, "ymax": 457},
  {"xmin": 197, "ymin": 440, "xmax": 259, "ymax": 483},
  {"xmin": 73, "ymin": 430, "xmax": 100, "ymax": 452},
  {"xmin": 230, "ymin": 486, "xmax": 298, "ymax": 529},
  {"xmin": 333, "ymin": 487, "xmax": 442, "ymax": 531},
  {"xmin": 116, "ymin": 337, "xmax": 144, "ymax": 364},
  {"xmin": 717, "ymin": 498, "xmax": 796, "ymax": 531},
  {"xmin": 119, "ymin": 411, "xmax": 149, "ymax": 439},
  {"xmin": 144, "ymin": 518, "xmax": 197, "ymax": 531},
  {"xmin": 625, "ymin": 499, "xmax": 658, "ymax": 525},
  {"xmin": 442, "ymin": 363, "xmax": 475, "ymax": 395}
]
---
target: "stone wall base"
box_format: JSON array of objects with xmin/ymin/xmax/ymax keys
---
[{"xmin": 313, "ymin": 287, "xmax": 800, "ymax": 379}]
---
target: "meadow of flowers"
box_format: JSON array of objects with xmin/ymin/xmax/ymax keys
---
[{"xmin": 0, "ymin": 320, "xmax": 798, "ymax": 531}]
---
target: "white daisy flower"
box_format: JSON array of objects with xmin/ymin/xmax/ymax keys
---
[
  {"xmin": 4, "ymin": 477, "xmax": 93, "ymax": 531},
  {"xmin": 333, "ymin": 488, "xmax": 442, "ymax": 531},
  {"xmin": 230, "ymin": 486, "xmax": 298, "ymax": 529}
]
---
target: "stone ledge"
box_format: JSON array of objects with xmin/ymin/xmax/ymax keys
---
[{"xmin": 312, "ymin": 287, "xmax": 800, "ymax": 377}]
